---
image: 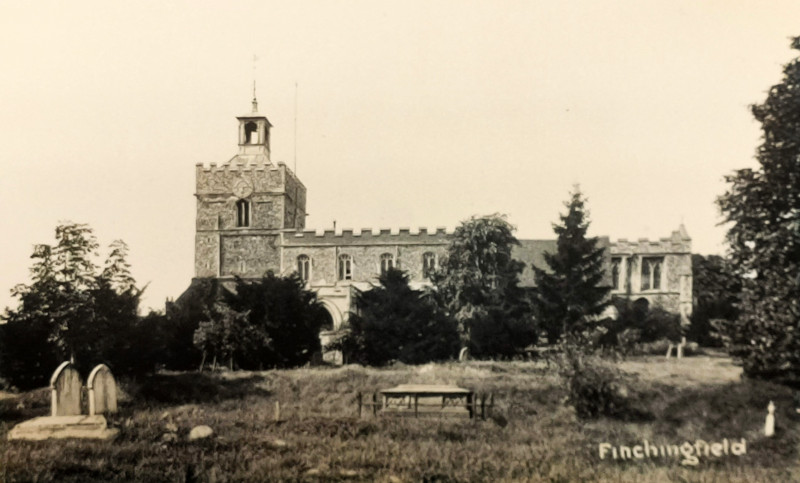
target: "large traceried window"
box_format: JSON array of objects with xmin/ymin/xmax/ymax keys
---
[
  {"xmin": 640, "ymin": 257, "xmax": 664, "ymax": 291},
  {"xmin": 422, "ymin": 252, "xmax": 437, "ymax": 279},
  {"xmin": 338, "ymin": 254, "xmax": 353, "ymax": 281},
  {"xmin": 380, "ymin": 253, "xmax": 394, "ymax": 276},
  {"xmin": 297, "ymin": 255, "xmax": 310, "ymax": 283},
  {"xmin": 235, "ymin": 199, "xmax": 250, "ymax": 227}
]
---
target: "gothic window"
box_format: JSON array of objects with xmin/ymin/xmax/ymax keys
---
[
  {"xmin": 422, "ymin": 252, "xmax": 437, "ymax": 279},
  {"xmin": 297, "ymin": 255, "xmax": 310, "ymax": 283},
  {"xmin": 640, "ymin": 257, "xmax": 664, "ymax": 291},
  {"xmin": 235, "ymin": 199, "xmax": 250, "ymax": 227},
  {"xmin": 611, "ymin": 257, "xmax": 621, "ymax": 290},
  {"xmin": 338, "ymin": 254, "xmax": 353, "ymax": 281},
  {"xmin": 380, "ymin": 253, "xmax": 394, "ymax": 276},
  {"xmin": 245, "ymin": 122, "xmax": 259, "ymax": 144}
]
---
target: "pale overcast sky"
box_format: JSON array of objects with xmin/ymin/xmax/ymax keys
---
[{"xmin": 1, "ymin": 1, "xmax": 798, "ymax": 312}]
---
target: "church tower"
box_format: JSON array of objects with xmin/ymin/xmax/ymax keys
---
[{"xmin": 193, "ymin": 97, "xmax": 306, "ymax": 280}]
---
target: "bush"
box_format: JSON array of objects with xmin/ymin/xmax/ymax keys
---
[
  {"xmin": 599, "ymin": 297, "xmax": 682, "ymax": 352},
  {"xmin": 557, "ymin": 346, "xmax": 648, "ymax": 420}
]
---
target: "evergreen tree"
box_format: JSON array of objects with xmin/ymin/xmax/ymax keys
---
[
  {"xmin": 224, "ymin": 272, "xmax": 328, "ymax": 368},
  {"xmin": 717, "ymin": 37, "xmax": 800, "ymax": 384},
  {"xmin": 339, "ymin": 268, "xmax": 460, "ymax": 365},
  {"xmin": 433, "ymin": 214, "xmax": 536, "ymax": 358},
  {"xmin": 688, "ymin": 254, "xmax": 741, "ymax": 347},
  {"xmin": 534, "ymin": 188, "xmax": 609, "ymax": 344}
]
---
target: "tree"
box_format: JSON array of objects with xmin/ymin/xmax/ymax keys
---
[
  {"xmin": 193, "ymin": 302, "xmax": 266, "ymax": 371},
  {"xmin": 223, "ymin": 272, "xmax": 328, "ymax": 368},
  {"xmin": 1, "ymin": 223, "xmax": 156, "ymax": 387},
  {"xmin": 433, "ymin": 214, "xmax": 536, "ymax": 358},
  {"xmin": 688, "ymin": 254, "xmax": 741, "ymax": 347},
  {"xmin": 533, "ymin": 188, "xmax": 610, "ymax": 344},
  {"xmin": 717, "ymin": 37, "xmax": 800, "ymax": 384},
  {"xmin": 338, "ymin": 268, "xmax": 460, "ymax": 366}
]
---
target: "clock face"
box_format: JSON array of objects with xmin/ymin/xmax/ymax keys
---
[{"xmin": 232, "ymin": 179, "xmax": 253, "ymax": 198}]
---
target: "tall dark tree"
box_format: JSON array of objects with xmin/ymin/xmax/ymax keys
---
[
  {"xmin": 224, "ymin": 272, "xmax": 328, "ymax": 368},
  {"xmin": 688, "ymin": 254, "xmax": 741, "ymax": 347},
  {"xmin": 338, "ymin": 268, "xmax": 460, "ymax": 366},
  {"xmin": 717, "ymin": 37, "xmax": 800, "ymax": 384},
  {"xmin": 164, "ymin": 278, "xmax": 227, "ymax": 370},
  {"xmin": 534, "ymin": 188, "xmax": 609, "ymax": 344},
  {"xmin": 433, "ymin": 214, "xmax": 536, "ymax": 358}
]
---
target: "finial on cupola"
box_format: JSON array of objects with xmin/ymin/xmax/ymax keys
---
[
  {"xmin": 252, "ymin": 80, "xmax": 258, "ymax": 113},
  {"xmin": 252, "ymin": 54, "xmax": 259, "ymax": 113}
]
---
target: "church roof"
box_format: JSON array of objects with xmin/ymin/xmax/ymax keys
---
[{"xmin": 514, "ymin": 237, "xmax": 612, "ymax": 288}]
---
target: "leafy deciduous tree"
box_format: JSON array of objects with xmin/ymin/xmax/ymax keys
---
[
  {"xmin": 1, "ymin": 223, "xmax": 155, "ymax": 388},
  {"xmin": 433, "ymin": 214, "xmax": 536, "ymax": 358}
]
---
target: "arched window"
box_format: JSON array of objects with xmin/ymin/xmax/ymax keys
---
[
  {"xmin": 380, "ymin": 253, "xmax": 394, "ymax": 276},
  {"xmin": 244, "ymin": 121, "xmax": 259, "ymax": 144},
  {"xmin": 235, "ymin": 199, "xmax": 250, "ymax": 227},
  {"xmin": 338, "ymin": 254, "xmax": 353, "ymax": 281},
  {"xmin": 640, "ymin": 257, "xmax": 663, "ymax": 291},
  {"xmin": 297, "ymin": 255, "xmax": 310, "ymax": 283},
  {"xmin": 422, "ymin": 252, "xmax": 437, "ymax": 279}
]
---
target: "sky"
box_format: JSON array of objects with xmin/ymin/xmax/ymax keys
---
[{"xmin": 1, "ymin": 1, "xmax": 798, "ymax": 313}]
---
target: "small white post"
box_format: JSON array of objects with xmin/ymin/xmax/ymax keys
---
[{"xmin": 765, "ymin": 401, "xmax": 775, "ymax": 437}]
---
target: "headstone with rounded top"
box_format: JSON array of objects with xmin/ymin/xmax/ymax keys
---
[
  {"xmin": 87, "ymin": 364, "xmax": 117, "ymax": 415},
  {"xmin": 50, "ymin": 361, "xmax": 82, "ymax": 417}
]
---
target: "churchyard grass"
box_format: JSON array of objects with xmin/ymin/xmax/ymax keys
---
[{"xmin": 1, "ymin": 355, "xmax": 799, "ymax": 482}]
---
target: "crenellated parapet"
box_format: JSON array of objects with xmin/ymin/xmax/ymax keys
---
[
  {"xmin": 611, "ymin": 226, "xmax": 691, "ymax": 256},
  {"xmin": 607, "ymin": 225, "xmax": 692, "ymax": 324},
  {"xmin": 195, "ymin": 159, "xmax": 305, "ymax": 197},
  {"xmin": 283, "ymin": 227, "xmax": 453, "ymax": 246}
]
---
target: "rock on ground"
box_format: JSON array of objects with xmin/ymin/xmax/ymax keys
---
[{"xmin": 188, "ymin": 425, "xmax": 214, "ymax": 441}]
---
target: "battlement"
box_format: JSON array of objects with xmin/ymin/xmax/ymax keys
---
[
  {"xmin": 611, "ymin": 226, "xmax": 691, "ymax": 254},
  {"xmin": 283, "ymin": 226, "xmax": 453, "ymax": 245},
  {"xmin": 195, "ymin": 158, "xmax": 305, "ymax": 187}
]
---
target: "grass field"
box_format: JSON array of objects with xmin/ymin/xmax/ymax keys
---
[{"xmin": 1, "ymin": 355, "xmax": 799, "ymax": 482}]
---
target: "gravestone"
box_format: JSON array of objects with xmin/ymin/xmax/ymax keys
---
[
  {"xmin": 8, "ymin": 362, "xmax": 119, "ymax": 441},
  {"xmin": 87, "ymin": 364, "xmax": 117, "ymax": 415},
  {"xmin": 50, "ymin": 361, "xmax": 82, "ymax": 417}
]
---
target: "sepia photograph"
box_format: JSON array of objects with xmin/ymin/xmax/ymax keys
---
[{"xmin": 1, "ymin": 1, "xmax": 799, "ymax": 481}]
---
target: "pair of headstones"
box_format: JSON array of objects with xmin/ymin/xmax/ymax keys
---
[{"xmin": 50, "ymin": 361, "xmax": 117, "ymax": 417}]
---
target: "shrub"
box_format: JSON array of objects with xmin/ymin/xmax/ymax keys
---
[
  {"xmin": 599, "ymin": 297, "xmax": 682, "ymax": 351},
  {"xmin": 557, "ymin": 346, "xmax": 647, "ymax": 420}
]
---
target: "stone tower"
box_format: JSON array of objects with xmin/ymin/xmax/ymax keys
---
[{"xmin": 194, "ymin": 99, "xmax": 306, "ymax": 279}]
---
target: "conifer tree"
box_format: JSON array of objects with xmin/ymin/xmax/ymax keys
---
[
  {"xmin": 339, "ymin": 268, "xmax": 459, "ymax": 365},
  {"xmin": 534, "ymin": 188, "xmax": 609, "ymax": 343},
  {"xmin": 717, "ymin": 37, "xmax": 800, "ymax": 383}
]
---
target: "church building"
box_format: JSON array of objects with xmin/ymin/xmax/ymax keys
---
[{"xmin": 191, "ymin": 98, "xmax": 693, "ymax": 348}]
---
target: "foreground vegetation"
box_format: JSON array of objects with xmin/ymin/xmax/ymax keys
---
[{"xmin": 1, "ymin": 355, "xmax": 798, "ymax": 482}]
